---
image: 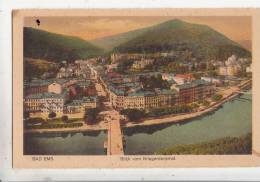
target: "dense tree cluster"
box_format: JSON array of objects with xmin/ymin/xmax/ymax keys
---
[
  {"xmin": 121, "ymin": 104, "xmax": 196, "ymax": 122},
  {"xmin": 212, "ymin": 94, "xmax": 223, "ymax": 102},
  {"xmin": 116, "ymin": 59, "xmax": 134, "ymax": 73},
  {"xmin": 156, "ymin": 133, "xmax": 252, "ymax": 155},
  {"xmin": 84, "ymin": 108, "xmax": 101, "ymax": 125},
  {"xmin": 48, "ymin": 111, "xmax": 56, "ymax": 119},
  {"xmin": 61, "ymin": 115, "xmax": 69, "ymax": 123},
  {"xmin": 146, "ymin": 104, "xmax": 194, "ymax": 117},
  {"xmin": 26, "ymin": 122, "xmax": 83, "ymax": 129},
  {"xmin": 120, "ymin": 109, "xmax": 145, "ymax": 122},
  {"xmin": 139, "ymin": 74, "xmax": 169, "ymax": 90},
  {"xmin": 24, "ymin": 27, "xmax": 103, "ymax": 62}
]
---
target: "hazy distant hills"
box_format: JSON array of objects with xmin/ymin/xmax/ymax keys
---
[
  {"xmin": 24, "ymin": 19, "xmax": 251, "ymax": 63},
  {"xmin": 113, "ymin": 19, "xmax": 251, "ymax": 60},
  {"xmin": 24, "ymin": 27, "xmax": 104, "ymax": 62}
]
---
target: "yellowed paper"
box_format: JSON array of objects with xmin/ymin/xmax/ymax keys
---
[{"xmin": 12, "ymin": 9, "xmax": 260, "ymax": 168}]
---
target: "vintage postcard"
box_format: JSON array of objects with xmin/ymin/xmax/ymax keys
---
[{"xmin": 12, "ymin": 9, "xmax": 260, "ymax": 168}]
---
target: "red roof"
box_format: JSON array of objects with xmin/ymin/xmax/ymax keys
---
[
  {"xmin": 107, "ymin": 72, "xmax": 122, "ymax": 78},
  {"xmin": 175, "ymin": 74, "xmax": 194, "ymax": 79},
  {"xmin": 69, "ymin": 86, "xmax": 77, "ymax": 96}
]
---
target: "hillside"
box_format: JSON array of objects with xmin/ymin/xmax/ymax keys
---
[
  {"xmin": 90, "ymin": 27, "xmax": 150, "ymax": 51},
  {"xmin": 24, "ymin": 27, "xmax": 104, "ymax": 62},
  {"xmin": 24, "ymin": 58, "xmax": 58, "ymax": 79},
  {"xmin": 114, "ymin": 19, "xmax": 251, "ymax": 61},
  {"xmin": 156, "ymin": 133, "xmax": 252, "ymax": 155}
]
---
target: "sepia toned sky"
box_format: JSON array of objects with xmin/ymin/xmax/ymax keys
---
[{"xmin": 24, "ymin": 16, "xmax": 251, "ymax": 42}]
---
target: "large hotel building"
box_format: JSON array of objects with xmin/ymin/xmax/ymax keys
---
[
  {"xmin": 24, "ymin": 78, "xmax": 97, "ymax": 117},
  {"xmin": 100, "ymin": 72, "xmax": 215, "ymax": 111}
]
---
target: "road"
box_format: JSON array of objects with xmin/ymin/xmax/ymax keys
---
[{"xmin": 94, "ymin": 77, "xmax": 124, "ymax": 155}]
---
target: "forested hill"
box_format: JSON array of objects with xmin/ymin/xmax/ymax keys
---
[
  {"xmin": 114, "ymin": 19, "xmax": 251, "ymax": 61},
  {"xmin": 90, "ymin": 27, "xmax": 151, "ymax": 51},
  {"xmin": 24, "ymin": 27, "xmax": 104, "ymax": 62},
  {"xmin": 156, "ymin": 133, "xmax": 252, "ymax": 155}
]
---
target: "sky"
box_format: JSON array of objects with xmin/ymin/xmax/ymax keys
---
[{"xmin": 24, "ymin": 16, "xmax": 251, "ymax": 42}]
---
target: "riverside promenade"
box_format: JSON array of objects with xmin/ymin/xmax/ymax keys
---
[{"xmin": 123, "ymin": 79, "xmax": 252, "ymax": 128}]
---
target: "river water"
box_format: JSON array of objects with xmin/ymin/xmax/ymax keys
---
[{"xmin": 24, "ymin": 91, "xmax": 252, "ymax": 155}]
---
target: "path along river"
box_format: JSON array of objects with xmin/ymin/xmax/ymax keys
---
[{"xmin": 24, "ymin": 91, "xmax": 252, "ymax": 155}]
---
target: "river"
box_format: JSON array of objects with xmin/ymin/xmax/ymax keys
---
[{"xmin": 24, "ymin": 91, "xmax": 252, "ymax": 155}]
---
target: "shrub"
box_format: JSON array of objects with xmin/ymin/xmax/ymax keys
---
[
  {"xmin": 120, "ymin": 109, "xmax": 145, "ymax": 122},
  {"xmin": 26, "ymin": 117, "xmax": 45, "ymax": 125},
  {"xmin": 202, "ymin": 100, "xmax": 210, "ymax": 107},
  {"xmin": 24, "ymin": 111, "xmax": 30, "ymax": 119},
  {"xmin": 48, "ymin": 111, "xmax": 56, "ymax": 119},
  {"xmin": 212, "ymin": 94, "xmax": 223, "ymax": 102},
  {"xmin": 26, "ymin": 122, "xmax": 83, "ymax": 129},
  {"xmin": 190, "ymin": 103, "xmax": 199, "ymax": 110},
  {"xmin": 156, "ymin": 133, "xmax": 252, "ymax": 155},
  {"xmin": 61, "ymin": 115, "xmax": 69, "ymax": 123},
  {"xmin": 84, "ymin": 108, "xmax": 100, "ymax": 125}
]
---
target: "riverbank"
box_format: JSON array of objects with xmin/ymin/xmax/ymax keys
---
[
  {"xmin": 123, "ymin": 79, "xmax": 251, "ymax": 128},
  {"xmin": 24, "ymin": 122, "xmax": 107, "ymax": 134},
  {"xmin": 123, "ymin": 89, "xmax": 241, "ymax": 129},
  {"xmin": 25, "ymin": 80, "xmax": 251, "ymax": 134},
  {"xmin": 156, "ymin": 133, "xmax": 252, "ymax": 155}
]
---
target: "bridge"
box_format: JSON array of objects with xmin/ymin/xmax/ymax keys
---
[{"xmin": 104, "ymin": 111, "xmax": 124, "ymax": 155}]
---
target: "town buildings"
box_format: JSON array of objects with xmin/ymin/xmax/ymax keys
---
[
  {"xmin": 173, "ymin": 74, "xmax": 195, "ymax": 85},
  {"xmin": 131, "ymin": 58, "xmax": 154, "ymax": 69},
  {"xmin": 100, "ymin": 71, "xmax": 214, "ymax": 111},
  {"xmin": 24, "ymin": 77, "xmax": 98, "ymax": 118},
  {"xmin": 218, "ymin": 55, "xmax": 242, "ymax": 76},
  {"xmin": 246, "ymin": 64, "xmax": 252, "ymax": 73},
  {"xmin": 24, "ymin": 78, "xmax": 78, "ymax": 95},
  {"xmin": 172, "ymin": 80, "xmax": 215, "ymax": 104},
  {"xmin": 201, "ymin": 77, "xmax": 222, "ymax": 86},
  {"xmin": 25, "ymin": 53, "xmax": 249, "ymax": 120},
  {"xmin": 24, "ymin": 90, "xmax": 69, "ymax": 113},
  {"xmin": 65, "ymin": 96, "xmax": 98, "ymax": 114}
]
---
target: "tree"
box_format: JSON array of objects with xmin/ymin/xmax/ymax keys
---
[
  {"xmin": 212, "ymin": 94, "xmax": 223, "ymax": 102},
  {"xmin": 199, "ymin": 62, "xmax": 207, "ymax": 71},
  {"xmin": 27, "ymin": 117, "xmax": 45, "ymax": 125},
  {"xmin": 190, "ymin": 103, "xmax": 199, "ymax": 110},
  {"xmin": 202, "ymin": 100, "xmax": 210, "ymax": 107},
  {"xmin": 84, "ymin": 108, "xmax": 100, "ymax": 125},
  {"xmin": 48, "ymin": 111, "xmax": 56, "ymax": 119},
  {"xmin": 139, "ymin": 74, "xmax": 169, "ymax": 89},
  {"xmin": 61, "ymin": 115, "xmax": 69, "ymax": 123},
  {"xmin": 24, "ymin": 111, "xmax": 30, "ymax": 119},
  {"xmin": 120, "ymin": 109, "xmax": 145, "ymax": 122}
]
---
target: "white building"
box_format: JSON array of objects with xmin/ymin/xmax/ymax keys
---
[
  {"xmin": 201, "ymin": 77, "xmax": 221, "ymax": 85},
  {"xmin": 132, "ymin": 58, "xmax": 154, "ymax": 69},
  {"xmin": 48, "ymin": 82, "xmax": 62, "ymax": 94},
  {"xmin": 219, "ymin": 55, "xmax": 242, "ymax": 76},
  {"xmin": 246, "ymin": 64, "xmax": 252, "ymax": 73},
  {"xmin": 162, "ymin": 73, "xmax": 175, "ymax": 81}
]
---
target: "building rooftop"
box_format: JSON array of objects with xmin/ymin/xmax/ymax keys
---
[
  {"xmin": 25, "ymin": 78, "xmax": 70, "ymax": 87},
  {"xmin": 175, "ymin": 73, "xmax": 195, "ymax": 80},
  {"xmin": 168, "ymin": 80, "xmax": 177, "ymax": 85},
  {"xmin": 25, "ymin": 90, "xmax": 68, "ymax": 99},
  {"xmin": 77, "ymin": 80, "xmax": 92, "ymax": 87},
  {"xmin": 160, "ymin": 88, "xmax": 178, "ymax": 95},
  {"xmin": 65, "ymin": 96, "xmax": 97, "ymax": 107},
  {"xmin": 176, "ymin": 79, "xmax": 210, "ymax": 89}
]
